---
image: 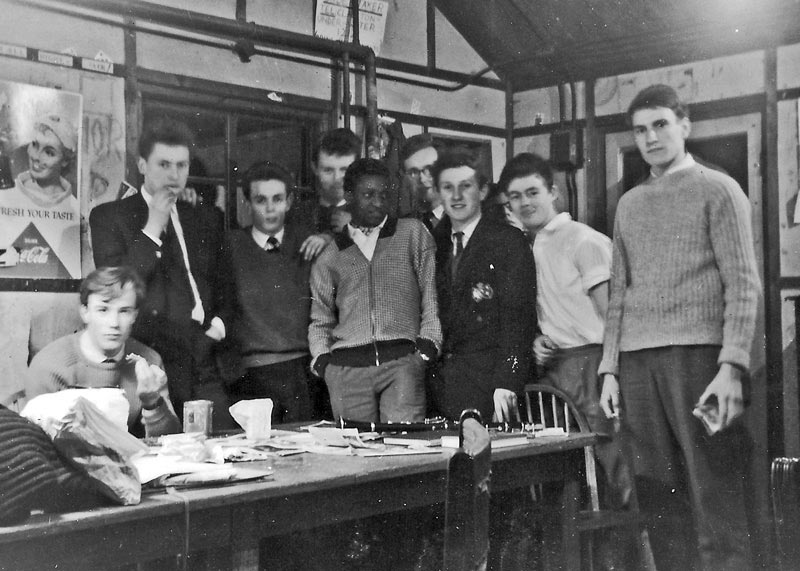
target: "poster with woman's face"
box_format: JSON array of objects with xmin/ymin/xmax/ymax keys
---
[{"xmin": 0, "ymin": 80, "xmax": 82, "ymax": 279}]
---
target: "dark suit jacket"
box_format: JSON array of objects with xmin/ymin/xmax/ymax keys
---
[
  {"xmin": 89, "ymin": 192, "xmax": 224, "ymax": 343},
  {"xmin": 433, "ymin": 215, "xmax": 537, "ymax": 419}
]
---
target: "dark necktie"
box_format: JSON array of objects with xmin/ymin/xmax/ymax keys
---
[
  {"xmin": 451, "ymin": 231, "xmax": 464, "ymax": 279},
  {"xmin": 266, "ymin": 236, "xmax": 280, "ymax": 252}
]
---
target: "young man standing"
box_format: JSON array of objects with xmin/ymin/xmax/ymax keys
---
[
  {"xmin": 290, "ymin": 127, "xmax": 361, "ymax": 242},
  {"xmin": 90, "ymin": 118, "xmax": 233, "ymax": 428},
  {"xmin": 500, "ymin": 152, "xmax": 630, "ymax": 507},
  {"xmin": 399, "ymin": 134, "xmax": 443, "ymax": 231},
  {"xmin": 431, "ymin": 149, "xmax": 537, "ymax": 423},
  {"xmin": 221, "ymin": 162, "xmax": 315, "ymax": 423},
  {"xmin": 27, "ymin": 266, "xmax": 181, "ymax": 438},
  {"xmin": 599, "ymin": 84, "xmax": 760, "ymax": 570},
  {"xmin": 308, "ymin": 158, "xmax": 441, "ymax": 423}
]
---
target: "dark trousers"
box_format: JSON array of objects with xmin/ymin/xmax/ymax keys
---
[
  {"xmin": 432, "ymin": 349, "xmax": 497, "ymax": 422},
  {"xmin": 141, "ymin": 321, "xmax": 235, "ymax": 430},
  {"xmin": 620, "ymin": 345, "xmax": 753, "ymax": 571},
  {"xmin": 540, "ymin": 344, "xmax": 633, "ymax": 509},
  {"xmin": 229, "ymin": 357, "xmax": 312, "ymax": 423}
]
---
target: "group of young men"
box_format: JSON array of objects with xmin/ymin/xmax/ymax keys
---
[{"xmin": 25, "ymin": 83, "xmax": 760, "ymax": 569}]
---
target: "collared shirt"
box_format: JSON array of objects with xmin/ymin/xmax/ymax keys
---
[
  {"xmin": 533, "ymin": 212, "xmax": 611, "ymax": 348},
  {"xmin": 651, "ymin": 153, "xmax": 695, "ymax": 178},
  {"xmin": 251, "ymin": 226, "xmax": 285, "ymax": 250},
  {"xmin": 452, "ymin": 214, "xmax": 481, "ymax": 256},
  {"xmin": 347, "ymin": 215, "xmax": 387, "ymax": 261},
  {"xmin": 80, "ymin": 330, "xmax": 124, "ymax": 364},
  {"xmin": 430, "ymin": 204, "xmax": 444, "ymax": 223}
]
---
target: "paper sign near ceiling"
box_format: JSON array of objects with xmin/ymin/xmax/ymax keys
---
[{"xmin": 314, "ymin": 0, "xmax": 389, "ymax": 56}]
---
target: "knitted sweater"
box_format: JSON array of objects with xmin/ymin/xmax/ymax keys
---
[
  {"xmin": 308, "ymin": 217, "xmax": 442, "ymax": 357},
  {"xmin": 599, "ymin": 164, "xmax": 760, "ymax": 375},
  {"xmin": 0, "ymin": 406, "xmax": 106, "ymax": 525},
  {"xmin": 221, "ymin": 225, "xmax": 313, "ymax": 367},
  {"xmin": 27, "ymin": 333, "xmax": 181, "ymax": 438}
]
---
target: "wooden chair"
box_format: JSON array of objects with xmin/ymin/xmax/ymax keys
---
[
  {"xmin": 523, "ymin": 383, "xmax": 655, "ymax": 571},
  {"xmin": 771, "ymin": 457, "xmax": 800, "ymax": 571},
  {"xmin": 443, "ymin": 408, "xmax": 492, "ymax": 571}
]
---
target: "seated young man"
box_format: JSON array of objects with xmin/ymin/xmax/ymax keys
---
[
  {"xmin": 27, "ymin": 266, "xmax": 181, "ymax": 438},
  {"xmin": 221, "ymin": 161, "xmax": 317, "ymax": 423}
]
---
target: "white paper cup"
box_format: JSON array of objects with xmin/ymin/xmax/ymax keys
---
[{"xmin": 229, "ymin": 398, "xmax": 273, "ymax": 441}]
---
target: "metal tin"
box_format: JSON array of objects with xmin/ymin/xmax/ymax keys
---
[{"xmin": 183, "ymin": 399, "xmax": 213, "ymax": 435}]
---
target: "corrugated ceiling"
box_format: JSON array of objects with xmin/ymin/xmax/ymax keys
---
[{"xmin": 433, "ymin": 0, "xmax": 800, "ymax": 91}]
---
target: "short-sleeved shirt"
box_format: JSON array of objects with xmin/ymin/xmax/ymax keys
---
[{"xmin": 533, "ymin": 213, "xmax": 611, "ymax": 348}]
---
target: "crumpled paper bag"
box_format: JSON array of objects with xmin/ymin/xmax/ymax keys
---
[
  {"xmin": 21, "ymin": 390, "xmax": 146, "ymax": 505},
  {"xmin": 229, "ymin": 399, "xmax": 273, "ymax": 441}
]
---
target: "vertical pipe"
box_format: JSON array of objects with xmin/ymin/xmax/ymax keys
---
[
  {"xmin": 585, "ymin": 78, "xmax": 604, "ymax": 231},
  {"xmin": 364, "ymin": 51, "xmax": 379, "ymax": 158},
  {"xmin": 764, "ymin": 47, "xmax": 786, "ymax": 456},
  {"xmin": 505, "ymin": 80, "xmax": 514, "ymax": 161},
  {"xmin": 330, "ymin": 58, "xmax": 341, "ymax": 129},
  {"xmin": 350, "ymin": 0, "xmax": 360, "ymax": 45},
  {"xmin": 342, "ymin": 51, "xmax": 351, "ymax": 129},
  {"xmin": 426, "ymin": 0, "xmax": 436, "ymax": 71},
  {"xmin": 123, "ymin": 17, "xmax": 140, "ymax": 188}
]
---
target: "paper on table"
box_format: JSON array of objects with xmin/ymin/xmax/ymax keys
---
[
  {"xmin": 133, "ymin": 453, "xmax": 236, "ymax": 484},
  {"xmin": 308, "ymin": 426, "xmax": 373, "ymax": 448}
]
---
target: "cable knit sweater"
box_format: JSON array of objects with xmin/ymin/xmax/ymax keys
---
[
  {"xmin": 27, "ymin": 333, "xmax": 181, "ymax": 438},
  {"xmin": 599, "ymin": 164, "xmax": 760, "ymax": 375}
]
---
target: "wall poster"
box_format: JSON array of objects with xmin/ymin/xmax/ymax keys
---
[{"xmin": 0, "ymin": 80, "xmax": 82, "ymax": 279}]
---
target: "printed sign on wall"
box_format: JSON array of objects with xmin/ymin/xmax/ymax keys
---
[
  {"xmin": 314, "ymin": 0, "xmax": 389, "ymax": 56},
  {"xmin": 0, "ymin": 80, "xmax": 82, "ymax": 279}
]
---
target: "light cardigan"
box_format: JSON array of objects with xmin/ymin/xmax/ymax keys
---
[
  {"xmin": 308, "ymin": 217, "xmax": 442, "ymax": 357},
  {"xmin": 599, "ymin": 164, "xmax": 760, "ymax": 376}
]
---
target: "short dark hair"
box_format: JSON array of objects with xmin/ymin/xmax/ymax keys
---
[
  {"xmin": 80, "ymin": 266, "xmax": 145, "ymax": 308},
  {"xmin": 344, "ymin": 158, "xmax": 390, "ymax": 195},
  {"xmin": 138, "ymin": 117, "xmax": 195, "ymax": 160},
  {"xmin": 627, "ymin": 84, "xmax": 689, "ymax": 125},
  {"xmin": 432, "ymin": 148, "xmax": 487, "ymax": 189},
  {"xmin": 399, "ymin": 133, "xmax": 436, "ymax": 166},
  {"xmin": 242, "ymin": 161, "xmax": 294, "ymax": 200},
  {"xmin": 497, "ymin": 153, "xmax": 554, "ymax": 195},
  {"xmin": 314, "ymin": 128, "xmax": 362, "ymax": 163}
]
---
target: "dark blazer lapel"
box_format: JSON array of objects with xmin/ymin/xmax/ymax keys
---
[{"xmin": 127, "ymin": 191, "xmax": 150, "ymax": 234}]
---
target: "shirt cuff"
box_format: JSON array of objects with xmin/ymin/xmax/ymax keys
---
[{"xmin": 209, "ymin": 316, "xmax": 226, "ymax": 340}]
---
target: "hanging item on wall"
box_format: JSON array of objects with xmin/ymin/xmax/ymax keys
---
[
  {"xmin": 314, "ymin": 0, "xmax": 389, "ymax": 56},
  {"xmin": 0, "ymin": 80, "xmax": 82, "ymax": 280}
]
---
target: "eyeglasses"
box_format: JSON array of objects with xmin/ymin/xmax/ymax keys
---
[{"xmin": 406, "ymin": 166, "xmax": 433, "ymax": 180}]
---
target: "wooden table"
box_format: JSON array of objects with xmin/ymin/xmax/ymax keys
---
[{"xmin": 0, "ymin": 433, "xmax": 595, "ymax": 571}]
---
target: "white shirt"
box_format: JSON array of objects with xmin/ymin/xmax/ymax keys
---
[
  {"xmin": 347, "ymin": 215, "xmax": 387, "ymax": 261},
  {"xmin": 533, "ymin": 212, "xmax": 612, "ymax": 348},
  {"xmin": 452, "ymin": 214, "xmax": 481, "ymax": 256},
  {"xmin": 251, "ymin": 226, "xmax": 285, "ymax": 250},
  {"xmin": 80, "ymin": 331, "xmax": 124, "ymax": 364}
]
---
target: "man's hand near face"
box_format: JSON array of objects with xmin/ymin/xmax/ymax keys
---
[
  {"xmin": 330, "ymin": 208, "xmax": 351, "ymax": 233},
  {"xmin": 143, "ymin": 190, "xmax": 175, "ymax": 239}
]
